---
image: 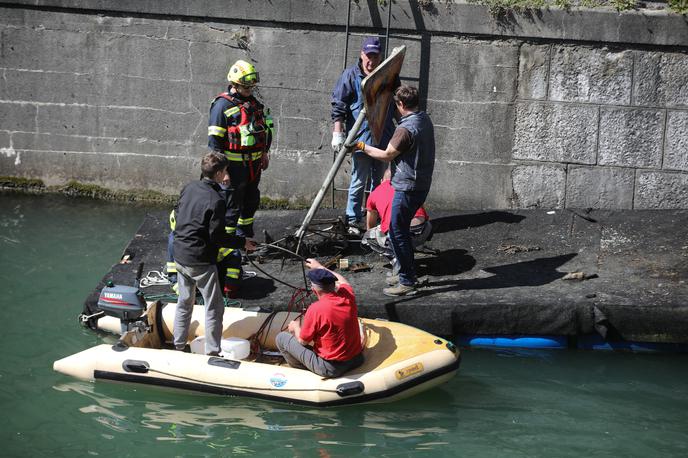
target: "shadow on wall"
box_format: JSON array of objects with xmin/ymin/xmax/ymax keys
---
[
  {"xmin": 407, "ymin": 0, "xmax": 431, "ymax": 112},
  {"xmin": 432, "ymin": 211, "xmax": 526, "ymax": 234}
]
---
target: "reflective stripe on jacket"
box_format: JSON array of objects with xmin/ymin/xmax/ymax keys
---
[{"xmin": 208, "ymin": 91, "xmax": 274, "ymax": 161}]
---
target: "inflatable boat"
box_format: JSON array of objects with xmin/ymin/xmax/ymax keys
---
[{"xmin": 55, "ymin": 298, "xmax": 460, "ymax": 406}]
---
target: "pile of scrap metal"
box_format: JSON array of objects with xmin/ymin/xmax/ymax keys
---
[{"xmin": 253, "ymin": 217, "xmax": 350, "ymax": 262}]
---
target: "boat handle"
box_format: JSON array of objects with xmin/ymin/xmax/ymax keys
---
[{"xmin": 122, "ymin": 359, "xmax": 150, "ymax": 373}]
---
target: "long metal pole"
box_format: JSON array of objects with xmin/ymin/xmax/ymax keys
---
[
  {"xmin": 333, "ymin": 0, "xmax": 353, "ymax": 209},
  {"xmin": 385, "ymin": 1, "xmax": 391, "ymax": 59},
  {"xmin": 295, "ymin": 109, "xmax": 367, "ymax": 252}
]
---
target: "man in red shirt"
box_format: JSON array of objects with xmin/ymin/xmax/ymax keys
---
[
  {"xmin": 275, "ymin": 259, "xmax": 364, "ymax": 378},
  {"xmin": 363, "ymin": 168, "xmax": 432, "ymax": 267}
]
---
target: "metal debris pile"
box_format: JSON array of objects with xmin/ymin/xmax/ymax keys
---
[{"xmin": 253, "ymin": 217, "xmax": 351, "ymax": 262}]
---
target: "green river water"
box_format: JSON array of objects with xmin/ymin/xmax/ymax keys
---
[{"xmin": 1, "ymin": 192, "xmax": 687, "ymax": 457}]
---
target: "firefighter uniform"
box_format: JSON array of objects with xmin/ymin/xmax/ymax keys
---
[
  {"xmin": 208, "ymin": 60, "xmax": 274, "ymax": 240},
  {"xmin": 215, "ymin": 187, "xmax": 243, "ymax": 295}
]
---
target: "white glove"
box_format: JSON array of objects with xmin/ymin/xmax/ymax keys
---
[{"xmin": 331, "ymin": 131, "xmax": 346, "ymax": 152}]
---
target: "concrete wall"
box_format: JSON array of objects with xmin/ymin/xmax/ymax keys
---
[{"xmin": 0, "ymin": 0, "xmax": 687, "ymax": 209}]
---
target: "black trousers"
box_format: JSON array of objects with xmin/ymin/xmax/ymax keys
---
[{"xmin": 226, "ymin": 160, "xmax": 262, "ymax": 238}]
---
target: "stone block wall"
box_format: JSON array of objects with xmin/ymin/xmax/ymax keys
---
[
  {"xmin": 0, "ymin": 0, "xmax": 686, "ymax": 209},
  {"xmin": 515, "ymin": 44, "xmax": 688, "ymax": 209}
]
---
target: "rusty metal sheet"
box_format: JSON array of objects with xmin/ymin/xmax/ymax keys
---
[{"xmin": 361, "ymin": 45, "xmax": 406, "ymax": 145}]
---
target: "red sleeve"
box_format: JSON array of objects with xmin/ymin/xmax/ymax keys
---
[
  {"xmin": 415, "ymin": 206, "xmax": 428, "ymax": 220},
  {"xmin": 337, "ymin": 284, "xmax": 356, "ymax": 307},
  {"xmin": 366, "ymin": 188, "xmax": 379, "ymax": 212}
]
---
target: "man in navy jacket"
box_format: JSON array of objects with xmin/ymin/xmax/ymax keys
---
[
  {"xmin": 331, "ymin": 37, "xmax": 397, "ymax": 235},
  {"xmin": 173, "ymin": 152, "xmax": 256, "ymax": 355}
]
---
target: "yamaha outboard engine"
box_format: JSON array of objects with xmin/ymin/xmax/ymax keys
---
[{"xmin": 97, "ymin": 281, "xmax": 147, "ymax": 335}]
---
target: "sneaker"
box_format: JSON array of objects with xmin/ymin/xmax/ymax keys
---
[
  {"xmin": 385, "ymin": 274, "xmax": 399, "ymax": 286},
  {"xmin": 383, "ymin": 283, "xmax": 417, "ymax": 297},
  {"xmin": 347, "ymin": 225, "xmax": 361, "ymax": 236}
]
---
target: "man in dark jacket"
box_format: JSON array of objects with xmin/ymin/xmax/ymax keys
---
[
  {"xmin": 173, "ymin": 152, "xmax": 256, "ymax": 355},
  {"xmin": 355, "ymin": 85, "xmax": 435, "ymax": 297}
]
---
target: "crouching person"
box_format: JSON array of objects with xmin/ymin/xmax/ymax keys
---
[
  {"xmin": 363, "ymin": 166, "xmax": 432, "ymax": 265},
  {"xmin": 276, "ymin": 259, "xmax": 364, "ymax": 378}
]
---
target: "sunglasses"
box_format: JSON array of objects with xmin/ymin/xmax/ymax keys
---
[{"xmin": 238, "ymin": 72, "xmax": 260, "ymax": 87}]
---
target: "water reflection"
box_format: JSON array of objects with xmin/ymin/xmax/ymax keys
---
[
  {"xmin": 53, "ymin": 379, "xmax": 460, "ymax": 454},
  {"xmin": 44, "ymin": 349, "xmax": 688, "ymax": 457}
]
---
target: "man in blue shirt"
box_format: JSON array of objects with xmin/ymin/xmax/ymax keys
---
[{"xmin": 331, "ymin": 37, "xmax": 397, "ymax": 235}]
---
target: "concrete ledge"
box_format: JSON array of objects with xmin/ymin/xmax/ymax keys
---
[
  {"xmin": 87, "ymin": 208, "xmax": 688, "ymax": 343},
  {"xmin": 0, "ymin": 0, "xmax": 686, "ymax": 47}
]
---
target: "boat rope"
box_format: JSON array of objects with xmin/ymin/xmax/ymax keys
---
[
  {"xmin": 248, "ymin": 287, "xmax": 312, "ymax": 362},
  {"xmin": 144, "ymin": 366, "xmax": 339, "ymax": 393},
  {"xmin": 246, "ymin": 249, "xmax": 304, "ymax": 291},
  {"xmin": 257, "ymin": 241, "xmax": 305, "ymax": 261},
  {"xmin": 139, "ymin": 271, "xmax": 171, "ymax": 288},
  {"xmin": 78, "ymin": 310, "xmax": 104, "ymax": 323}
]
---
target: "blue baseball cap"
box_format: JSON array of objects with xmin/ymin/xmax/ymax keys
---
[
  {"xmin": 361, "ymin": 37, "xmax": 381, "ymax": 55},
  {"xmin": 307, "ymin": 269, "xmax": 337, "ymax": 287}
]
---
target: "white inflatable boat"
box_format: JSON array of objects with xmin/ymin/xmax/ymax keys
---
[{"xmin": 54, "ymin": 301, "xmax": 460, "ymax": 406}]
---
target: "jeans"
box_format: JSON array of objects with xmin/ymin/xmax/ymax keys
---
[
  {"xmin": 388, "ymin": 188, "xmax": 429, "ymax": 286},
  {"xmin": 346, "ymin": 150, "xmax": 384, "ymax": 224},
  {"xmin": 173, "ymin": 263, "xmax": 225, "ymax": 354}
]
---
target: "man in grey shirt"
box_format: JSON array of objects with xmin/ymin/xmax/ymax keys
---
[{"xmin": 354, "ymin": 85, "xmax": 435, "ymax": 296}]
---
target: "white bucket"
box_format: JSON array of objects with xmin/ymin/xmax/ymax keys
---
[
  {"xmin": 221, "ymin": 337, "xmax": 251, "ymax": 360},
  {"xmin": 190, "ymin": 336, "xmax": 206, "ymax": 355},
  {"xmin": 189, "ymin": 336, "xmax": 250, "ymax": 360}
]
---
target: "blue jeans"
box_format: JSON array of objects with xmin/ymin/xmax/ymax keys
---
[
  {"xmin": 346, "ymin": 150, "xmax": 384, "ymax": 223},
  {"xmin": 388, "ymin": 188, "xmax": 429, "ymax": 286}
]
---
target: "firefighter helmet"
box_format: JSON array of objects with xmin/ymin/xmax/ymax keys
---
[{"xmin": 227, "ymin": 60, "xmax": 260, "ymax": 87}]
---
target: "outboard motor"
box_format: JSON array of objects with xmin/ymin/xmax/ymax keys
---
[{"xmin": 97, "ymin": 281, "xmax": 148, "ymax": 336}]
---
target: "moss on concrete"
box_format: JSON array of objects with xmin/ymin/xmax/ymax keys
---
[
  {"xmin": 0, "ymin": 176, "xmax": 176, "ymax": 204},
  {"xmin": 669, "ymin": 0, "xmax": 688, "ymax": 14},
  {"xmin": 1, "ymin": 176, "xmax": 313, "ymax": 210},
  {"xmin": 463, "ymin": 0, "xmax": 686, "ymax": 15},
  {"xmin": 57, "ymin": 181, "xmax": 176, "ymax": 204},
  {"xmin": 0, "ymin": 176, "xmax": 46, "ymax": 191}
]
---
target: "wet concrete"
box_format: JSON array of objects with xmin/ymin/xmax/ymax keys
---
[{"xmin": 89, "ymin": 208, "xmax": 688, "ymax": 344}]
